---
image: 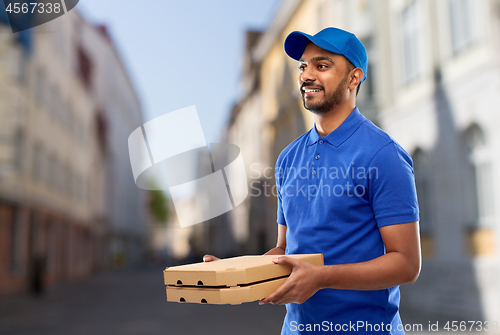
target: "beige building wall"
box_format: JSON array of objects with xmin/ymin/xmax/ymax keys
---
[
  {"xmin": 0, "ymin": 9, "xmax": 148, "ymax": 296},
  {"xmin": 375, "ymin": 0, "xmax": 500, "ymax": 321},
  {"xmin": 0, "ymin": 13, "xmax": 98, "ymax": 293},
  {"xmin": 78, "ymin": 14, "xmax": 148, "ymax": 266}
]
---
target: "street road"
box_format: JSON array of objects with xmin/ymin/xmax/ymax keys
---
[
  {"xmin": 0, "ymin": 266, "xmax": 494, "ymax": 335},
  {"xmin": 0, "ymin": 266, "xmax": 286, "ymax": 335}
]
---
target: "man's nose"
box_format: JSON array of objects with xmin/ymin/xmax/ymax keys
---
[{"xmin": 300, "ymin": 67, "xmax": 316, "ymax": 84}]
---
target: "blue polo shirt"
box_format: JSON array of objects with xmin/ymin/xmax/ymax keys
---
[{"xmin": 276, "ymin": 107, "xmax": 419, "ymax": 334}]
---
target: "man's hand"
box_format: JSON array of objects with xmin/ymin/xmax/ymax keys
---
[
  {"xmin": 259, "ymin": 256, "xmax": 322, "ymax": 305},
  {"xmin": 202, "ymin": 254, "xmax": 220, "ymax": 262}
]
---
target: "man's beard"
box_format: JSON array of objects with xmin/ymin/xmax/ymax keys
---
[{"xmin": 301, "ymin": 74, "xmax": 348, "ymax": 115}]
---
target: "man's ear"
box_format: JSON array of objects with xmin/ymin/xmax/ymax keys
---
[{"xmin": 349, "ymin": 68, "xmax": 363, "ymax": 91}]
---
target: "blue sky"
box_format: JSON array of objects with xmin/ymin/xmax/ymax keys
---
[{"xmin": 78, "ymin": 0, "xmax": 280, "ymax": 143}]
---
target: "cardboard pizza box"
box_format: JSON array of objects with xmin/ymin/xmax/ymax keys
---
[
  {"xmin": 166, "ymin": 276, "xmax": 287, "ymax": 305},
  {"xmin": 163, "ymin": 254, "xmax": 324, "ymax": 287},
  {"xmin": 164, "ymin": 253, "xmax": 323, "ymax": 305}
]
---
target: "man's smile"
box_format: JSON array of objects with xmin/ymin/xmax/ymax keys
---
[{"xmin": 301, "ymin": 86, "xmax": 323, "ymax": 97}]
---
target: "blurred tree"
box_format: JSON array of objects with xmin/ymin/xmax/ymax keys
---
[{"xmin": 149, "ymin": 190, "xmax": 169, "ymax": 225}]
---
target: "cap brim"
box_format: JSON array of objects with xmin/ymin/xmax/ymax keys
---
[{"xmin": 284, "ymin": 31, "xmax": 342, "ymax": 61}]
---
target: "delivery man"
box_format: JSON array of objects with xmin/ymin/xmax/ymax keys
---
[{"xmin": 204, "ymin": 27, "xmax": 421, "ymax": 335}]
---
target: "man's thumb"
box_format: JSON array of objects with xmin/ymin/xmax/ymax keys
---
[{"xmin": 272, "ymin": 256, "xmax": 296, "ymax": 267}]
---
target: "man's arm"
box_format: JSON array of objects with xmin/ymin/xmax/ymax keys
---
[
  {"xmin": 264, "ymin": 224, "xmax": 287, "ymax": 256},
  {"xmin": 260, "ymin": 221, "xmax": 421, "ymax": 305}
]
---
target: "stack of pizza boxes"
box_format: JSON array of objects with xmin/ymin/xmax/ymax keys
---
[{"xmin": 163, "ymin": 254, "xmax": 324, "ymax": 305}]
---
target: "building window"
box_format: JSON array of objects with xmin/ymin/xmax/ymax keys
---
[
  {"xmin": 95, "ymin": 113, "xmax": 107, "ymax": 149},
  {"xmin": 67, "ymin": 169, "xmax": 73, "ymax": 198},
  {"xmin": 51, "ymin": 85, "xmax": 62, "ymax": 120},
  {"xmin": 32, "ymin": 143, "xmax": 42, "ymax": 182},
  {"xmin": 72, "ymin": 174, "xmax": 86, "ymax": 201},
  {"xmin": 60, "ymin": 100, "xmax": 68, "ymax": 130},
  {"xmin": 18, "ymin": 53, "xmax": 28, "ymax": 84},
  {"xmin": 413, "ymin": 148, "xmax": 434, "ymax": 258},
  {"xmin": 56, "ymin": 159, "xmax": 64, "ymax": 192},
  {"xmin": 10, "ymin": 207, "xmax": 21, "ymax": 273},
  {"xmin": 77, "ymin": 47, "xmax": 93, "ymax": 89},
  {"xmin": 356, "ymin": 38, "xmax": 375, "ymax": 102},
  {"xmin": 67, "ymin": 103, "xmax": 74, "ymax": 135},
  {"xmin": 401, "ymin": 0, "xmax": 421, "ymax": 84},
  {"xmin": 80, "ymin": 175, "xmax": 87, "ymax": 201},
  {"xmin": 63, "ymin": 164, "xmax": 71, "ymax": 195},
  {"xmin": 462, "ymin": 124, "xmax": 493, "ymax": 227},
  {"xmin": 58, "ymin": 161, "xmax": 65, "ymax": 193},
  {"xmin": 449, "ymin": 0, "xmax": 479, "ymax": 54},
  {"xmin": 75, "ymin": 117, "xmax": 84, "ymax": 144},
  {"xmin": 413, "ymin": 148, "xmax": 432, "ymax": 233},
  {"xmin": 72, "ymin": 174, "xmax": 78, "ymax": 200},
  {"xmin": 35, "ymin": 69, "xmax": 45, "ymax": 103},
  {"xmin": 14, "ymin": 129, "xmax": 24, "ymax": 171},
  {"xmin": 46, "ymin": 84, "xmax": 54, "ymax": 118},
  {"xmin": 46, "ymin": 220, "xmax": 58, "ymax": 272},
  {"xmin": 29, "ymin": 211, "xmax": 40, "ymax": 260},
  {"xmin": 48, "ymin": 154, "xmax": 57, "ymax": 190},
  {"xmin": 363, "ymin": 38, "xmax": 374, "ymax": 98}
]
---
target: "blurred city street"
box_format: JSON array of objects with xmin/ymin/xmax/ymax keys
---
[
  {"xmin": 1, "ymin": 265, "xmax": 496, "ymax": 335},
  {"xmin": 0, "ymin": 266, "xmax": 287, "ymax": 335}
]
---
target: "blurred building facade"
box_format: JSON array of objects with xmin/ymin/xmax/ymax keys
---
[
  {"xmin": 0, "ymin": 9, "xmax": 148, "ymax": 296},
  {"xmin": 226, "ymin": 0, "xmax": 500, "ymax": 322}
]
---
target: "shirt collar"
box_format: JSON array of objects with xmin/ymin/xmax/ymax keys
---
[{"xmin": 307, "ymin": 107, "xmax": 367, "ymax": 147}]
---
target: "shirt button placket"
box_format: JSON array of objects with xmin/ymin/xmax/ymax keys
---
[{"xmin": 312, "ymin": 139, "xmax": 325, "ymax": 180}]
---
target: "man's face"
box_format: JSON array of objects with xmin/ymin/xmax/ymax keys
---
[{"xmin": 298, "ymin": 43, "xmax": 351, "ymax": 115}]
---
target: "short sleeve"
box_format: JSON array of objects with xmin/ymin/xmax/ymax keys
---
[
  {"xmin": 368, "ymin": 142, "xmax": 420, "ymax": 227},
  {"xmin": 276, "ymin": 160, "xmax": 287, "ymax": 226}
]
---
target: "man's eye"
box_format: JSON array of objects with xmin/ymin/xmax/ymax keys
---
[
  {"xmin": 318, "ymin": 64, "xmax": 327, "ymax": 69},
  {"xmin": 298, "ymin": 65, "xmax": 306, "ymax": 71}
]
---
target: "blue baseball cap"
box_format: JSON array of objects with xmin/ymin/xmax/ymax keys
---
[{"xmin": 284, "ymin": 27, "xmax": 367, "ymax": 84}]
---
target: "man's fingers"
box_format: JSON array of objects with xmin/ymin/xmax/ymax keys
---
[
  {"xmin": 273, "ymin": 256, "xmax": 299, "ymax": 268},
  {"xmin": 259, "ymin": 281, "xmax": 292, "ymax": 304},
  {"xmin": 203, "ymin": 254, "xmax": 220, "ymax": 262}
]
